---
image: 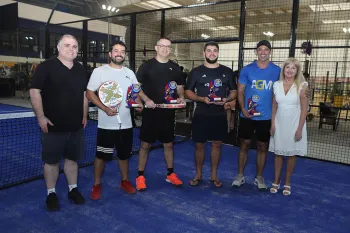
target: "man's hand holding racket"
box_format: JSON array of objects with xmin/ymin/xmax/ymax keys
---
[
  {"xmin": 177, "ymin": 97, "xmax": 186, "ymax": 107},
  {"xmin": 103, "ymin": 106, "xmax": 118, "ymax": 116},
  {"xmin": 145, "ymin": 99, "xmax": 156, "ymax": 109}
]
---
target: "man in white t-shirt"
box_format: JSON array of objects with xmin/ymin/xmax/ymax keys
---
[{"xmin": 86, "ymin": 41, "xmax": 142, "ymax": 199}]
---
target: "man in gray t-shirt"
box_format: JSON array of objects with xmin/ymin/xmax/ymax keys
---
[{"xmin": 86, "ymin": 41, "xmax": 142, "ymax": 199}]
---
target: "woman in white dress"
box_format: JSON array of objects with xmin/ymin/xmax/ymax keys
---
[{"xmin": 269, "ymin": 58, "xmax": 308, "ymax": 196}]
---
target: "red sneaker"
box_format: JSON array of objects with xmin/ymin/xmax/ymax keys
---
[
  {"xmin": 136, "ymin": 175, "xmax": 147, "ymax": 191},
  {"xmin": 90, "ymin": 184, "xmax": 101, "ymax": 200},
  {"xmin": 166, "ymin": 173, "xmax": 183, "ymax": 186},
  {"xmin": 120, "ymin": 180, "xmax": 136, "ymax": 194}
]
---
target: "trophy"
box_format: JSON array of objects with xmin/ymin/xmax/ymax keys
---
[
  {"xmin": 208, "ymin": 79, "xmax": 222, "ymax": 102},
  {"xmin": 247, "ymin": 95, "xmax": 261, "ymax": 116},
  {"xmin": 126, "ymin": 83, "xmax": 141, "ymax": 108},
  {"xmin": 164, "ymin": 81, "xmax": 178, "ymax": 104}
]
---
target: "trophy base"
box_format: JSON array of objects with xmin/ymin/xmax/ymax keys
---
[
  {"xmin": 126, "ymin": 102, "xmax": 141, "ymax": 108},
  {"xmin": 167, "ymin": 99, "xmax": 177, "ymax": 104},
  {"xmin": 145, "ymin": 103, "xmax": 185, "ymax": 109},
  {"xmin": 209, "ymin": 97, "xmax": 222, "ymax": 102},
  {"xmin": 251, "ymin": 112, "xmax": 261, "ymax": 116}
]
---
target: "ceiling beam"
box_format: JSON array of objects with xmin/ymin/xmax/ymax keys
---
[{"xmin": 47, "ymin": 0, "xmax": 58, "ymax": 24}]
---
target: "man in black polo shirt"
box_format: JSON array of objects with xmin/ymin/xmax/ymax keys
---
[
  {"xmin": 136, "ymin": 37, "xmax": 186, "ymax": 191},
  {"xmin": 30, "ymin": 34, "xmax": 88, "ymax": 211},
  {"xmin": 185, "ymin": 41, "xmax": 237, "ymax": 187}
]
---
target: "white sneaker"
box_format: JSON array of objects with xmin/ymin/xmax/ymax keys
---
[
  {"xmin": 232, "ymin": 174, "xmax": 245, "ymax": 187},
  {"xmin": 254, "ymin": 176, "xmax": 267, "ymax": 191}
]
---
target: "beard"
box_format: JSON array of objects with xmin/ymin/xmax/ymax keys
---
[
  {"xmin": 205, "ymin": 56, "xmax": 218, "ymax": 64},
  {"xmin": 111, "ymin": 56, "xmax": 125, "ymax": 65}
]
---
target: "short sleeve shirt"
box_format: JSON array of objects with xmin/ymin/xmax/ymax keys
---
[
  {"xmin": 87, "ymin": 65, "xmax": 138, "ymax": 130},
  {"xmin": 30, "ymin": 57, "xmax": 88, "ymax": 132},
  {"xmin": 185, "ymin": 65, "xmax": 237, "ymax": 116}
]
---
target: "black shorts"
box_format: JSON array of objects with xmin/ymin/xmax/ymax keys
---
[
  {"xmin": 139, "ymin": 108, "xmax": 175, "ymax": 143},
  {"xmin": 238, "ymin": 117, "xmax": 271, "ymax": 142},
  {"xmin": 96, "ymin": 128, "xmax": 133, "ymax": 161},
  {"xmin": 192, "ymin": 114, "xmax": 227, "ymax": 143},
  {"xmin": 41, "ymin": 128, "xmax": 85, "ymax": 164}
]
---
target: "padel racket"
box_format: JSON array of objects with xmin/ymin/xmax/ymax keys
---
[
  {"xmin": 98, "ymin": 81, "xmax": 123, "ymax": 124},
  {"xmin": 145, "ymin": 103, "xmax": 186, "ymax": 109}
]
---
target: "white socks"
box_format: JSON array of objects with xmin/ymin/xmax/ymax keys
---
[
  {"xmin": 68, "ymin": 184, "xmax": 77, "ymax": 192},
  {"xmin": 47, "ymin": 188, "xmax": 56, "ymax": 195},
  {"xmin": 47, "ymin": 184, "xmax": 77, "ymax": 195}
]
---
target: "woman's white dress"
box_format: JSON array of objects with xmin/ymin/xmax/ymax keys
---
[{"xmin": 268, "ymin": 81, "xmax": 307, "ymax": 156}]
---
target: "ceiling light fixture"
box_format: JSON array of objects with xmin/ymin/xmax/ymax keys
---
[
  {"xmin": 263, "ymin": 31, "xmax": 275, "ymax": 37},
  {"xmin": 102, "ymin": 5, "xmax": 119, "ymax": 13},
  {"xmin": 343, "ymin": 28, "xmax": 350, "ymax": 33},
  {"xmin": 201, "ymin": 33, "xmax": 210, "ymax": 39}
]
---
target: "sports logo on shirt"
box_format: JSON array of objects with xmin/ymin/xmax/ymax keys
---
[{"xmin": 251, "ymin": 80, "xmax": 273, "ymax": 90}]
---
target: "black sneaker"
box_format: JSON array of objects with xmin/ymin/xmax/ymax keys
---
[
  {"xmin": 46, "ymin": 193, "xmax": 60, "ymax": 211},
  {"xmin": 68, "ymin": 188, "xmax": 85, "ymax": 205}
]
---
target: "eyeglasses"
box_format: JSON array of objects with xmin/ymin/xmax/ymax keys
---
[{"xmin": 157, "ymin": 44, "xmax": 172, "ymax": 50}]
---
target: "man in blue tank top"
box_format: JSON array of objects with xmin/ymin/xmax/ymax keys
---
[{"xmin": 232, "ymin": 40, "xmax": 281, "ymax": 190}]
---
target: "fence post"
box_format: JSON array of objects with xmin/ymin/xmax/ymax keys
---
[
  {"xmin": 161, "ymin": 10, "xmax": 165, "ymax": 37},
  {"xmin": 238, "ymin": 0, "xmax": 246, "ymax": 73},
  {"xmin": 289, "ymin": 0, "xmax": 300, "ymax": 57},
  {"xmin": 82, "ymin": 20, "xmax": 88, "ymax": 70},
  {"xmin": 130, "ymin": 14, "xmax": 136, "ymax": 72}
]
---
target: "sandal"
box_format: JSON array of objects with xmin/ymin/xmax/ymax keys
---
[
  {"xmin": 209, "ymin": 179, "xmax": 223, "ymax": 188},
  {"xmin": 283, "ymin": 185, "xmax": 291, "ymax": 196},
  {"xmin": 270, "ymin": 183, "xmax": 280, "ymax": 194},
  {"xmin": 189, "ymin": 178, "xmax": 202, "ymax": 186}
]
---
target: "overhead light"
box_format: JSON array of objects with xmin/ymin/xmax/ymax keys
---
[
  {"xmin": 263, "ymin": 31, "xmax": 275, "ymax": 37},
  {"xmin": 343, "ymin": 28, "xmax": 350, "ymax": 33},
  {"xmin": 201, "ymin": 33, "xmax": 210, "ymax": 39},
  {"xmin": 102, "ymin": 5, "xmax": 118, "ymax": 12},
  {"xmin": 29, "ymin": 37, "xmax": 33, "ymax": 39},
  {"xmin": 25, "ymin": 36, "xmax": 28, "ymax": 40}
]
